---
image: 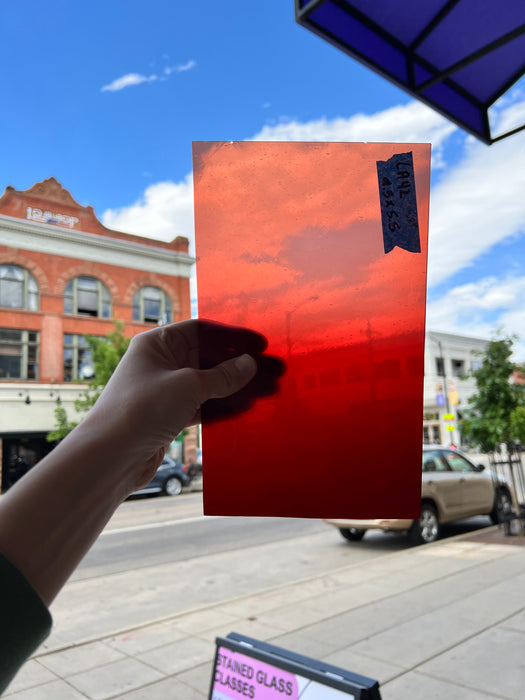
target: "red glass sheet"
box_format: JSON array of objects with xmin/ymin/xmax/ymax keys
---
[{"xmin": 193, "ymin": 141, "xmax": 431, "ymax": 518}]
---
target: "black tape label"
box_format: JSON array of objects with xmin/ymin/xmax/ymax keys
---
[{"xmin": 377, "ymin": 151, "xmax": 421, "ymax": 254}]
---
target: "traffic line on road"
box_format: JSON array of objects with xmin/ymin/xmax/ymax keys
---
[{"xmin": 101, "ymin": 514, "xmax": 224, "ymax": 535}]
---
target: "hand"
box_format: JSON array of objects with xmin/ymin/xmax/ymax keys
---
[
  {"xmin": 86, "ymin": 319, "xmax": 284, "ymax": 489},
  {"xmin": 0, "ymin": 319, "xmax": 285, "ymax": 609}
]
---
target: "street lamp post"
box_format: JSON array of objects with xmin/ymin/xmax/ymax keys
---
[{"xmin": 429, "ymin": 335, "xmax": 454, "ymax": 446}]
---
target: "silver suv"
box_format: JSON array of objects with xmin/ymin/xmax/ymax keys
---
[{"xmin": 325, "ymin": 446, "xmax": 512, "ymax": 545}]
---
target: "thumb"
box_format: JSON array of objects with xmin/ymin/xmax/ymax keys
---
[{"xmin": 201, "ymin": 353, "xmax": 257, "ymax": 400}]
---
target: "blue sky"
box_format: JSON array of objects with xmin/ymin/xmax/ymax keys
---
[{"xmin": 1, "ymin": 1, "xmax": 524, "ymax": 358}]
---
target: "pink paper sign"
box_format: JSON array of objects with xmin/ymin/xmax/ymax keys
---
[{"xmin": 212, "ymin": 647, "xmax": 299, "ymax": 700}]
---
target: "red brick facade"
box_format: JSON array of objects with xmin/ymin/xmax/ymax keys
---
[
  {"xmin": 0, "ymin": 178, "xmax": 196, "ymax": 488},
  {"xmin": 0, "ymin": 178, "xmax": 192, "ymax": 384}
]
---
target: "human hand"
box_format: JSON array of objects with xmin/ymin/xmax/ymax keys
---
[
  {"xmin": 85, "ymin": 319, "xmax": 284, "ymax": 490},
  {"xmin": 0, "ymin": 319, "xmax": 285, "ymax": 611}
]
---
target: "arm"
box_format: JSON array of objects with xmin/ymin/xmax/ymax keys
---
[{"xmin": 0, "ymin": 319, "xmax": 272, "ymax": 606}]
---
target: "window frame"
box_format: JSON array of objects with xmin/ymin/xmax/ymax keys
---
[
  {"xmin": 0, "ymin": 328, "xmax": 40, "ymax": 380},
  {"xmin": 0, "ymin": 264, "xmax": 40, "ymax": 311},
  {"xmin": 451, "ymin": 359, "xmax": 465, "ymax": 378},
  {"xmin": 63, "ymin": 334, "xmax": 100, "ymax": 382},
  {"xmin": 443, "ymin": 451, "xmax": 477, "ymax": 473},
  {"xmin": 422, "ymin": 450, "xmax": 449, "ymax": 472},
  {"xmin": 132, "ymin": 286, "xmax": 173, "ymax": 325},
  {"xmin": 64, "ymin": 276, "xmax": 112, "ymax": 318}
]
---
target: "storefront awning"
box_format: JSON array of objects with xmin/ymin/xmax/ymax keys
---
[{"xmin": 295, "ymin": 0, "xmax": 525, "ymax": 145}]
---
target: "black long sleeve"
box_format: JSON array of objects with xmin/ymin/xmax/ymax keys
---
[{"xmin": 0, "ymin": 553, "xmax": 52, "ymax": 695}]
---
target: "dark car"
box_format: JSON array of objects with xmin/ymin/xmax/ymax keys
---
[{"xmin": 132, "ymin": 456, "xmax": 190, "ymax": 497}]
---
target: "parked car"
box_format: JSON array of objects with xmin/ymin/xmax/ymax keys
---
[
  {"xmin": 325, "ymin": 446, "xmax": 513, "ymax": 545},
  {"xmin": 131, "ymin": 456, "xmax": 190, "ymax": 497}
]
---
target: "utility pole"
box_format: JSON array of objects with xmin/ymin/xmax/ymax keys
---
[{"xmin": 431, "ymin": 335, "xmax": 454, "ymax": 446}]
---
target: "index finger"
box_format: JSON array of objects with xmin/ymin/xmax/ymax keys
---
[
  {"xmin": 160, "ymin": 319, "xmax": 268, "ymax": 369},
  {"xmin": 197, "ymin": 319, "xmax": 268, "ymax": 369}
]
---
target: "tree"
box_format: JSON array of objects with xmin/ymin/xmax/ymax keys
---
[
  {"xmin": 47, "ymin": 322, "xmax": 130, "ymax": 442},
  {"xmin": 461, "ymin": 335, "xmax": 525, "ymax": 452},
  {"xmin": 46, "ymin": 405, "xmax": 79, "ymax": 443},
  {"xmin": 510, "ymin": 406, "xmax": 525, "ymax": 445}
]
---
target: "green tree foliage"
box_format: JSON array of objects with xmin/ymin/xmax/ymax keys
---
[
  {"xmin": 461, "ymin": 335, "xmax": 525, "ymax": 451},
  {"xmin": 46, "ymin": 405, "xmax": 79, "ymax": 443},
  {"xmin": 46, "ymin": 322, "xmax": 130, "ymax": 442},
  {"xmin": 74, "ymin": 322, "xmax": 130, "ymax": 413},
  {"xmin": 510, "ymin": 406, "xmax": 525, "ymax": 444}
]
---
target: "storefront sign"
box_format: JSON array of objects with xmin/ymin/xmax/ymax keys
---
[{"xmin": 26, "ymin": 206, "xmax": 79, "ymax": 228}]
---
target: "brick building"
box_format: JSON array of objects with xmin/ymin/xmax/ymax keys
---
[{"xmin": 0, "ymin": 177, "xmax": 194, "ymax": 490}]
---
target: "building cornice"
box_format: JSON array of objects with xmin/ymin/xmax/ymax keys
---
[{"xmin": 0, "ymin": 214, "xmax": 195, "ymax": 278}]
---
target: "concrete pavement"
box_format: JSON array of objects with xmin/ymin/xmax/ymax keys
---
[{"xmin": 4, "ymin": 526, "xmax": 525, "ymax": 699}]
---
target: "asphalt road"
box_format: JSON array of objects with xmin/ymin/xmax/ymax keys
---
[
  {"xmin": 48, "ymin": 491, "xmax": 491, "ymax": 649},
  {"xmin": 72, "ymin": 489, "xmax": 418, "ymax": 582}
]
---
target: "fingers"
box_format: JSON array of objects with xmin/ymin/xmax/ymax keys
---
[
  {"xmin": 201, "ymin": 354, "xmax": 258, "ymax": 400},
  {"xmin": 159, "ymin": 319, "xmax": 268, "ymax": 370},
  {"xmin": 198, "ymin": 319, "xmax": 268, "ymax": 369},
  {"xmin": 146, "ymin": 319, "xmax": 286, "ymax": 425},
  {"xmin": 201, "ymin": 353, "xmax": 286, "ymax": 423}
]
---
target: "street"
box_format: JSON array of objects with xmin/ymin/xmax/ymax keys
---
[{"xmin": 47, "ymin": 490, "xmax": 491, "ymax": 652}]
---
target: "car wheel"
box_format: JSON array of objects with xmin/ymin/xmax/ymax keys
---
[
  {"xmin": 164, "ymin": 477, "xmax": 183, "ymax": 496},
  {"xmin": 490, "ymin": 489, "xmax": 513, "ymax": 524},
  {"xmin": 339, "ymin": 527, "xmax": 366, "ymax": 541},
  {"xmin": 408, "ymin": 504, "xmax": 439, "ymax": 545}
]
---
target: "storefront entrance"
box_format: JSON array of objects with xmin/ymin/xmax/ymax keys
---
[{"xmin": 0, "ymin": 433, "xmax": 56, "ymax": 492}]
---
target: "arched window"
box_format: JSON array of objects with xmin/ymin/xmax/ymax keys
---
[
  {"xmin": 0, "ymin": 264, "xmax": 39, "ymax": 310},
  {"xmin": 64, "ymin": 276, "xmax": 111, "ymax": 318},
  {"xmin": 132, "ymin": 286, "xmax": 172, "ymax": 324}
]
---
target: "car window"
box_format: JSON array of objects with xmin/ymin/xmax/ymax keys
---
[
  {"xmin": 443, "ymin": 452, "xmax": 476, "ymax": 473},
  {"xmin": 422, "ymin": 451, "xmax": 448, "ymax": 472}
]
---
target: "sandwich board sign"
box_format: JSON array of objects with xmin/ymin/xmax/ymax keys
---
[{"xmin": 209, "ymin": 633, "xmax": 381, "ymax": 700}]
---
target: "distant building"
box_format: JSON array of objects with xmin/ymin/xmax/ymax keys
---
[
  {"xmin": 423, "ymin": 331, "xmax": 489, "ymax": 446},
  {"xmin": 0, "ymin": 178, "xmax": 194, "ymax": 491}
]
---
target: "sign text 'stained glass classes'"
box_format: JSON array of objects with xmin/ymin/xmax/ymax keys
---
[
  {"xmin": 63, "ymin": 276, "xmax": 111, "ymax": 318},
  {"xmin": 210, "ymin": 633, "xmax": 381, "ymax": 699},
  {"xmin": 0, "ymin": 329, "xmax": 39, "ymax": 380},
  {"xmin": 0, "ymin": 265, "xmax": 39, "ymax": 311}
]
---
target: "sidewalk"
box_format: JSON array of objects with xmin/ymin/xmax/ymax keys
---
[{"xmin": 5, "ymin": 526, "xmax": 525, "ymax": 699}]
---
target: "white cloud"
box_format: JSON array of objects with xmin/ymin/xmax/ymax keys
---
[
  {"xmin": 175, "ymin": 60, "xmax": 196, "ymax": 72},
  {"xmin": 251, "ymin": 101, "xmax": 456, "ymax": 169},
  {"xmin": 101, "ymin": 73, "xmax": 158, "ymax": 92},
  {"xmin": 101, "ymin": 101, "xmax": 455, "ymax": 250},
  {"xmin": 102, "ymin": 175, "xmax": 195, "ymax": 250},
  {"xmin": 493, "ymin": 98, "xmax": 525, "ymax": 136},
  {"xmin": 426, "ymin": 275, "xmax": 525, "ymax": 360},
  {"xmin": 164, "ymin": 60, "xmax": 197, "ymax": 76},
  {"xmin": 427, "ymin": 124, "xmax": 525, "ymax": 288},
  {"xmin": 100, "ymin": 100, "xmax": 525, "ymax": 352},
  {"xmin": 102, "ymin": 60, "xmax": 195, "ymax": 92}
]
